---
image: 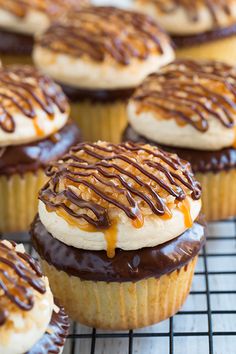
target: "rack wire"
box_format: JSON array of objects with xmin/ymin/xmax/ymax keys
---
[{"xmin": 4, "ymin": 218, "xmax": 236, "ymax": 354}]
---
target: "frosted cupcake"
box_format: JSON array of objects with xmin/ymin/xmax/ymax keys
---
[
  {"xmin": 0, "ymin": 65, "xmax": 81, "ymax": 233},
  {"xmin": 0, "ymin": 240, "xmax": 69, "ymax": 354},
  {"xmin": 124, "ymin": 59, "xmax": 236, "ymax": 221},
  {"xmin": 33, "ymin": 6, "xmax": 174, "ymax": 143},
  {"xmin": 0, "ymin": 0, "xmax": 89, "ymax": 65},
  {"xmin": 31, "ymin": 141, "xmax": 204, "ymax": 330},
  {"xmin": 133, "ymin": 0, "xmax": 236, "ymax": 65}
]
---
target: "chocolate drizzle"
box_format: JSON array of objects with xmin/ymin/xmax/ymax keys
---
[
  {"xmin": 0, "ymin": 66, "xmax": 68, "ymax": 133},
  {"xmin": 0, "ymin": 241, "xmax": 46, "ymax": 326},
  {"xmin": 26, "ymin": 305, "xmax": 69, "ymax": 354},
  {"xmin": 39, "ymin": 142, "xmax": 201, "ymax": 230},
  {"xmin": 131, "ymin": 59, "xmax": 236, "ymax": 132},
  {"xmin": 37, "ymin": 6, "xmax": 171, "ymax": 65},
  {"xmin": 140, "ymin": 0, "xmax": 233, "ymax": 25},
  {"xmin": 31, "ymin": 216, "xmax": 205, "ymax": 282}
]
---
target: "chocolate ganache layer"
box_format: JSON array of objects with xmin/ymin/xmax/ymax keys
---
[
  {"xmin": 61, "ymin": 83, "xmax": 135, "ymax": 103},
  {"xmin": 0, "ymin": 121, "xmax": 81, "ymax": 176},
  {"xmin": 31, "ymin": 216, "xmax": 204, "ymax": 282},
  {"xmin": 0, "ymin": 28, "xmax": 33, "ymax": 55},
  {"xmin": 26, "ymin": 306, "xmax": 69, "ymax": 354},
  {"xmin": 123, "ymin": 125, "xmax": 236, "ymax": 173},
  {"xmin": 172, "ymin": 23, "xmax": 236, "ymax": 48}
]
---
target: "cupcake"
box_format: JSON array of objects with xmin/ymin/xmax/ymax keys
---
[
  {"xmin": 33, "ymin": 6, "xmax": 175, "ymax": 143},
  {"xmin": 0, "ymin": 239, "xmax": 69, "ymax": 354},
  {"xmin": 124, "ymin": 59, "xmax": 236, "ymax": 221},
  {"xmin": 0, "ymin": 0, "xmax": 90, "ymax": 65},
  {"xmin": 31, "ymin": 141, "xmax": 204, "ymax": 330},
  {"xmin": 0, "ymin": 65, "xmax": 81, "ymax": 233},
  {"xmin": 133, "ymin": 0, "xmax": 236, "ymax": 65}
]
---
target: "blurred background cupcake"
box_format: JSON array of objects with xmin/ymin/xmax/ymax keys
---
[
  {"xmin": 124, "ymin": 59, "xmax": 236, "ymax": 221},
  {"xmin": 0, "ymin": 0, "xmax": 90, "ymax": 65},
  {"xmin": 0, "ymin": 65, "xmax": 81, "ymax": 233},
  {"xmin": 0, "ymin": 239, "xmax": 69, "ymax": 354},
  {"xmin": 32, "ymin": 141, "xmax": 204, "ymax": 329},
  {"xmin": 33, "ymin": 6, "xmax": 174, "ymax": 143},
  {"xmin": 133, "ymin": 0, "xmax": 236, "ymax": 64}
]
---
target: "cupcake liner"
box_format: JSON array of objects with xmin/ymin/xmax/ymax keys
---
[
  {"xmin": 196, "ymin": 169, "xmax": 236, "ymax": 221},
  {"xmin": 176, "ymin": 35, "xmax": 236, "ymax": 65},
  {"xmin": 1, "ymin": 54, "xmax": 33, "ymax": 66},
  {"xmin": 0, "ymin": 170, "xmax": 46, "ymax": 233},
  {"xmin": 71, "ymin": 100, "xmax": 128, "ymax": 143},
  {"xmin": 40, "ymin": 257, "xmax": 197, "ymax": 330}
]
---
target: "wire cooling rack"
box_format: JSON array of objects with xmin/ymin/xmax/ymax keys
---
[{"xmin": 4, "ymin": 219, "xmax": 236, "ymax": 354}]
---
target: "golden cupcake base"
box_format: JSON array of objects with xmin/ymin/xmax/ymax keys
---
[
  {"xmin": 196, "ymin": 169, "xmax": 236, "ymax": 221},
  {"xmin": 0, "ymin": 54, "xmax": 33, "ymax": 66},
  {"xmin": 176, "ymin": 35, "xmax": 236, "ymax": 65},
  {"xmin": 71, "ymin": 100, "xmax": 128, "ymax": 143},
  {"xmin": 0, "ymin": 170, "xmax": 46, "ymax": 233},
  {"xmin": 40, "ymin": 257, "xmax": 197, "ymax": 330}
]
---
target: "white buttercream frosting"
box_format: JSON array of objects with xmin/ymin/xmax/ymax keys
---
[
  {"xmin": 0, "ymin": 65, "xmax": 69, "ymax": 147},
  {"xmin": 33, "ymin": 6, "xmax": 175, "ymax": 89},
  {"xmin": 133, "ymin": 0, "xmax": 236, "ymax": 35},
  {"xmin": 0, "ymin": 241, "xmax": 54, "ymax": 354}
]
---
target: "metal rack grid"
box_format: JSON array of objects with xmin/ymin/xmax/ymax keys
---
[{"xmin": 5, "ymin": 219, "xmax": 236, "ymax": 354}]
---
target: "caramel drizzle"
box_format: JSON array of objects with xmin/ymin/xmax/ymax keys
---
[
  {"xmin": 0, "ymin": 66, "xmax": 67, "ymax": 133},
  {"xmin": 144, "ymin": 0, "xmax": 232, "ymax": 25},
  {"xmin": 40, "ymin": 142, "xmax": 201, "ymax": 232},
  {"xmin": 0, "ymin": 241, "xmax": 46, "ymax": 327},
  {"xmin": 37, "ymin": 6, "xmax": 169, "ymax": 65},
  {"xmin": 0, "ymin": 0, "xmax": 89, "ymax": 18},
  {"xmin": 133, "ymin": 60, "xmax": 236, "ymax": 132}
]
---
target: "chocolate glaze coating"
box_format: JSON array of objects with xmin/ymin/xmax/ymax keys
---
[
  {"xmin": 172, "ymin": 23, "xmax": 236, "ymax": 48},
  {"xmin": 26, "ymin": 305, "xmax": 69, "ymax": 354},
  {"xmin": 123, "ymin": 125, "xmax": 236, "ymax": 173},
  {"xmin": 61, "ymin": 83, "xmax": 135, "ymax": 103},
  {"xmin": 31, "ymin": 216, "xmax": 204, "ymax": 282},
  {"xmin": 0, "ymin": 121, "xmax": 82, "ymax": 176},
  {"xmin": 0, "ymin": 28, "xmax": 33, "ymax": 55}
]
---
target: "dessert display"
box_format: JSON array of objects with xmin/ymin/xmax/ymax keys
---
[
  {"xmin": 133, "ymin": 0, "xmax": 236, "ymax": 64},
  {"xmin": 33, "ymin": 6, "xmax": 175, "ymax": 143},
  {"xmin": 0, "ymin": 0, "xmax": 90, "ymax": 65},
  {"xmin": 0, "ymin": 239, "xmax": 69, "ymax": 354},
  {"xmin": 0, "ymin": 65, "xmax": 81, "ymax": 233},
  {"xmin": 31, "ymin": 141, "xmax": 204, "ymax": 330},
  {"xmin": 124, "ymin": 59, "xmax": 236, "ymax": 221}
]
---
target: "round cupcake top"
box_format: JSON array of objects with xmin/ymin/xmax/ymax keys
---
[
  {"xmin": 0, "ymin": 65, "xmax": 69, "ymax": 147},
  {"xmin": 134, "ymin": 0, "xmax": 236, "ymax": 35},
  {"xmin": 128, "ymin": 59, "xmax": 236, "ymax": 151},
  {"xmin": 38, "ymin": 142, "xmax": 201, "ymax": 257},
  {"xmin": 0, "ymin": 0, "xmax": 90, "ymax": 35},
  {"xmin": 0, "ymin": 240, "xmax": 54, "ymax": 354},
  {"xmin": 33, "ymin": 6, "xmax": 175, "ymax": 89}
]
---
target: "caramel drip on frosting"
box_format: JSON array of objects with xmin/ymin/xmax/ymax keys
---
[
  {"xmin": 0, "ymin": 241, "xmax": 46, "ymax": 327},
  {"xmin": 132, "ymin": 60, "xmax": 236, "ymax": 132},
  {"xmin": 0, "ymin": 0, "xmax": 89, "ymax": 18},
  {"xmin": 37, "ymin": 6, "xmax": 170, "ymax": 65},
  {"xmin": 39, "ymin": 142, "xmax": 201, "ymax": 233},
  {"xmin": 0, "ymin": 66, "xmax": 68, "ymax": 134},
  {"xmin": 139, "ymin": 0, "xmax": 232, "ymax": 25}
]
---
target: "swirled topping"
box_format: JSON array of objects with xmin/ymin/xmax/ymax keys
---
[
  {"xmin": 0, "ymin": 240, "xmax": 46, "ymax": 327},
  {"xmin": 36, "ymin": 6, "xmax": 172, "ymax": 66},
  {"xmin": 38, "ymin": 142, "xmax": 201, "ymax": 257},
  {"xmin": 0, "ymin": 0, "xmax": 89, "ymax": 18},
  {"xmin": 0, "ymin": 66, "xmax": 69, "ymax": 147},
  {"xmin": 128, "ymin": 60, "xmax": 236, "ymax": 150},
  {"xmin": 134, "ymin": 0, "xmax": 236, "ymax": 35}
]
